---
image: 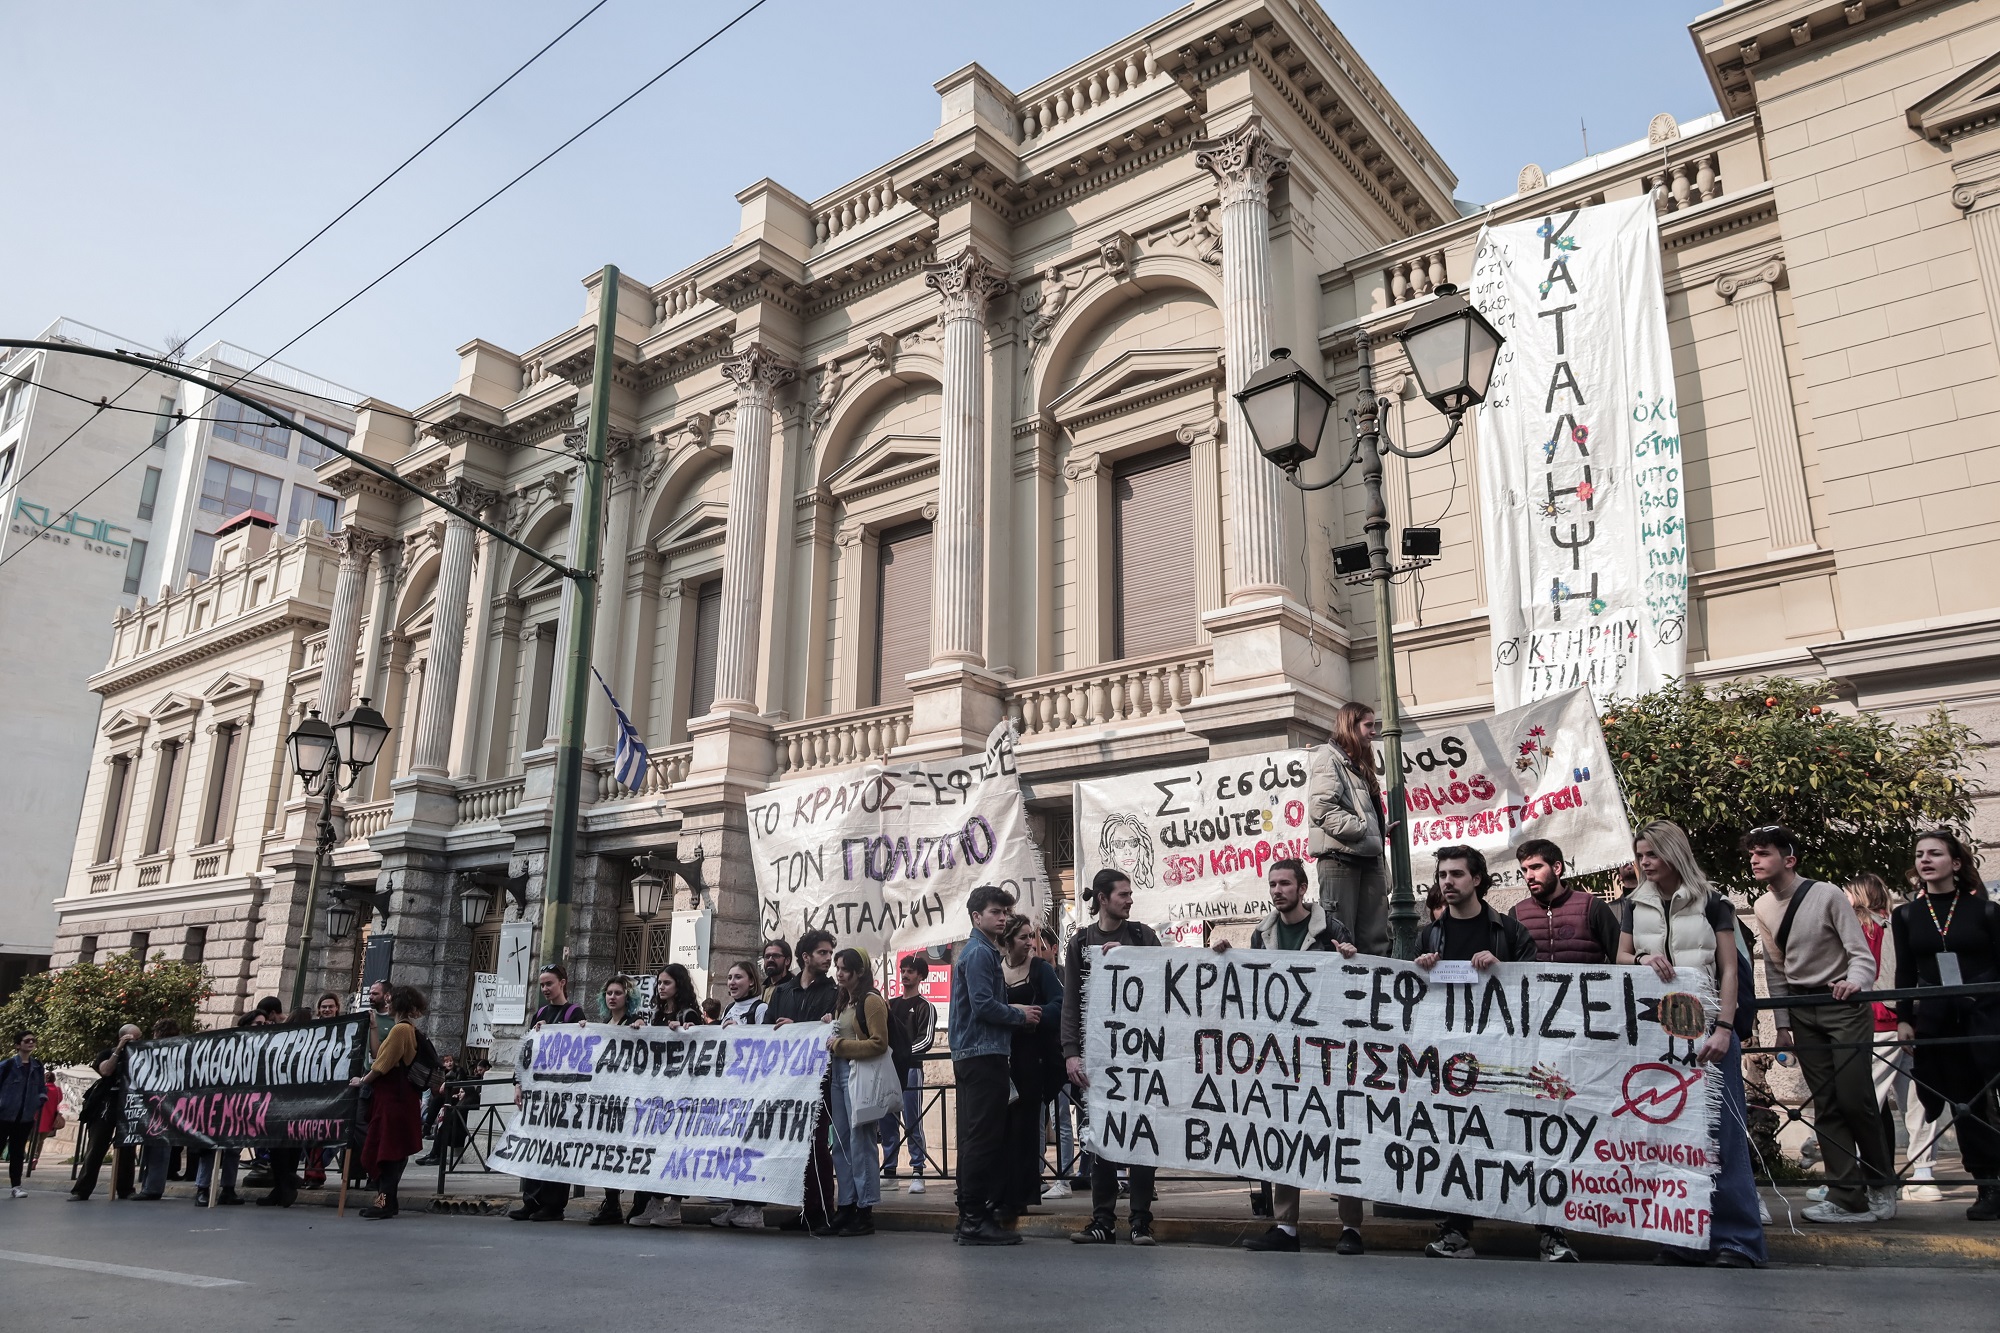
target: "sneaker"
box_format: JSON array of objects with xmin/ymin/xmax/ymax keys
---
[
  {"xmin": 193, "ymin": 1191, "xmax": 208, "ymax": 1207},
  {"xmin": 10, "ymin": 1187, "xmax": 24, "ymax": 1199},
  {"xmin": 1241, "ymin": 1225, "xmax": 1300, "ymax": 1252},
  {"xmin": 650, "ymin": 1198, "xmax": 683, "ymax": 1228},
  {"xmin": 587, "ymin": 1202, "xmax": 623, "ymax": 1226},
  {"xmin": 1042, "ymin": 1180, "xmax": 1071, "ymax": 1201},
  {"xmin": 1866, "ymin": 1188, "xmax": 1898, "ymax": 1221},
  {"xmin": 1425, "ymin": 1227, "xmax": 1475, "ymax": 1259},
  {"xmin": 1129, "ymin": 1218, "xmax": 1156, "ymax": 1246},
  {"xmin": 729, "ymin": 1204, "xmax": 766, "ymax": 1229},
  {"xmin": 1802, "ymin": 1200, "xmax": 1877, "ymax": 1224},
  {"xmin": 1540, "ymin": 1229, "xmax": 1581, "ymax": 1263},
  {"xmin": 629, "ymin": 1200, "xmax": 665, "ymax": 1227},
  {"xmin": 709, "ymin": 1203, "xmax": 733, "ymax": 1228},
  {"xmin": 1335, "ymin": 1227, "xmax": 1365, "ymax": 1256},
  {"xmin": 1758, "ymin": 1200, "xmax": 1772, "ymax": 1225},
  {"xmin": 1071, "ymin": 1219, "xmax": 1117, "ymax": 1244},
  {"xmin": 1902, "ymin": 1181, "xmax": 1944, "ymax": 1204},
  {"xmin": 1805, "ymin": 1185, "xmax": 1829, "ymax": 1202},
  {"xmin": 906, "ymin": 1177, "xmax": 926, "ymax": 1195}
]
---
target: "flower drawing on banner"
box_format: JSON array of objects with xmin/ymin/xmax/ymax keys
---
[
  {"xmin": 1589, "ymin": 596, "xmax": 1608, "ymax": 616},
  {"xmin": 1514, "ymin": 723, "xmax": 1556, "ymax": 777},
  {"xmin": 1575, "ymin": 478, "xmax": 1596, "ymax": 504}
]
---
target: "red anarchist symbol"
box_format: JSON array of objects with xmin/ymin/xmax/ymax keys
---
[{"xmin": 1613, "ymin": 1063, "xmax": 1706, "ymax": 1124}]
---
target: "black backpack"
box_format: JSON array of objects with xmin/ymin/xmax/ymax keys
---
[{"xmin": 405, "ymin": 1026, "xmax": 444, "ymax": 1093}]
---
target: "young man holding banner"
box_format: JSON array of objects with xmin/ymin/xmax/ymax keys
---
[
  {"xmin": 1064, "ymin": 868, "xmax": 1163, "ymax": 1245},
  {"xmin": 1512, "ymin": 839, "xmax": 1621, "ymax": 966},
  {"xmin": 1212, "ymin": 858, "xmax": 1371, "ymax": 1256},
  {"xmin": 952, "ymin": 884, "xmax": 1037, "ymax": 1246},
  {"xmin": 1414, "ymin": 847, "xmax": 1578, "ymax": 1262}
]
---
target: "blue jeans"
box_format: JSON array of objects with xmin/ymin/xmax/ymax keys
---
[
  {"xmin": 1668, "ymin": 1032, "xmax": 1767, "ymax": 1265},
  {"xmin": 878, "ymin": 1067, "xmax": 927, "ymax": 1175},
  {"xmin": 195, "ymin": 1149, "xmax": 238, "ymax": 1194},
  {"xmin": 829, "ymin": 1059, "xmax": 881, "ymax": 1209}
]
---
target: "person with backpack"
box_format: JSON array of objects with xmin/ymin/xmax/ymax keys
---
[
  {"xmin": 1, "ymin": 1031, "xmax": 46, "ymax": 1198},
  {"xmin": 509, "ymin": 964, "xmax": 586, "ymax": 1222},
  {"xmin": 1747, "ymin": 825, "xmax": 1891, "ymax": 1223},
  {"xmin": 1620, "ymin": 820, "xmax": 1766, "ymax": 1268},
  {"xmin": 348, "ymin": 985, "xmax": 433, "ymax": 1220},
  {"xmin": 879, "ymin": 952, "xmax": 936, "ymax": 1194},
  {"xmin": 68, "ymin": 1023, "xmax": 142, "ymax": 1202}
]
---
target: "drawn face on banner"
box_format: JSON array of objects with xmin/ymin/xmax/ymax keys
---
[{"xmin": 1099, "ymin": 814, "xmax": 1156, "ymax": 891}]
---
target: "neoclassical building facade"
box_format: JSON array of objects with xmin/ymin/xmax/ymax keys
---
[{"xmin": 53, "ymin": 0, "xmax": 2000, "ymax": 1050}]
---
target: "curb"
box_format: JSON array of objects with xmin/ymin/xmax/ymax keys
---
[{"xmin": 110, "ymin": 1182, "xmax": 2000, "ymax": 1267}]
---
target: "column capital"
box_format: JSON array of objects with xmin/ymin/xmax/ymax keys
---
[
  {"xmin": 720, "ymin": 343, "xmax": 798, "ymax": 410},
  {"xmin": 329, "ymin": 525, "xmax": 392, "ymax": 569},
  {"xmin": 1715, "ymin": 256, "xmax": 1786, "ymax": 303},
  {"xmin": 1195, "ymin": 117, "xmax": 1291, "ymax": 208},
  {"xmin": 434, "ymin": 478, "xmax": 502, "ymax": 520},
  {"xmin": 924, "ymin": 245, "xmax": 1011, "ymax": 324}
]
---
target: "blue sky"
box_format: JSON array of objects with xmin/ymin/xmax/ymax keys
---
[{"xmin": 0, "ymin": 2, "xmax": 1718, "ymax": 410}]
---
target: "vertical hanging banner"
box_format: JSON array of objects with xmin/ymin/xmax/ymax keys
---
[
  {"xmin": 747, "ymin": 722, "xmax": 1049, "ymax": 957},
  {"xmin": 1399, "ymin": 687, "xmax": 1632, "ymax": 893},
  {"xmin": 1074, "ymin": 751, "xmax": 1315, "ymax": 934},
  {"xmin": 1082, "ymin": 949, "xmax": 1720, "ymax": 1245},
  {"xmin": 1471, "ymin": 196, "xmax": 1686, "ymax": 712}
]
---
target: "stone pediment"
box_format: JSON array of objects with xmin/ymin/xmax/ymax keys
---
[
  {"xmin": 1046, "ymin": 346, "xmax": 1223, "ymax": 432},
  {"xmin": 1908, "ymin": 52, "xmax": 2000, "ymax": 143},
  {"xmin": 202, "ymin": 671, "xmax": 263, "ymax": 707},
  {"xmin": 825, "ymin": 433, "xmax": 939, "ymax": 501},
  {"xmin": 149, "ymin": 690, "xmax": 203, "ymax": 724},
  {"xmin": 655, "ymin": 500, "xmax": 728, "ymax": 558},
  {"xmin": 101, "ymin": 708, "xmax": 151, "ymax": 740}
]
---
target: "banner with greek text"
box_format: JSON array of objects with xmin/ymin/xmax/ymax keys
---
[
  {"xmin": 121, "ymin": 1014, "xmax": 368, "ymax": 1150},
  {"xmin": 1471, "ymin": 196, "xmax": 1686, "ymax": 712},
  {"xmin": 1083, "ymin": 948, "xmax": 1720, "ymax": 1245},
  {"xmin": 489, "ymin": 1023, "xmax": 829, "ymax": 1205},
  {"xmin": 747, "ymin": 722, "xmax": 1049, "ymax": 956},
  {"xmin": 1400, "ymin": 687, "xmax": 1631, "ymax": 893},
  {"xmin": 1074, "ymin": 751, "xmax": 1315, "ymax": 933}
]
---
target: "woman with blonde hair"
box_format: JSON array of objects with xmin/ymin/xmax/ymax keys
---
[
  {"xmin": 1618, "ymin": 820, "xmax": 1765, "ymax": 1267},
  {"xmin": 1309, "ymin": 702, "xmax": 1389, "ymax": 955},
  {"xmin": 1846, "ymin": 873, "xmax": 1941, "ymax": 1202}
]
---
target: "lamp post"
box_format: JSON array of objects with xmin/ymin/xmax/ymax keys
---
[
  {"xmin": 286, "ymin": 698, "xmax": 392, "ymax": 1009},
  {"xmin": 1233, "ymin": 285, "xmax": 1504, "ymax": 959}
]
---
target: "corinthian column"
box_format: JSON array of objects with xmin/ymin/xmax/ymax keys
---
[
  {"xmin": 711, "ymin": 345, "xmax": 796, "ymax": 713},
  {"xmin": 411, "ymin": 480, "xmax": 498, "ymax": 776},
  {"xmin": 1196, "ymin": 118, "xmax": 1292, "ymax": 602},
  {"xmin": 923, "ymin": 245, "xmax": 1009, "ymax": 666},
  {"xmin": 321, "ymin": 527, "xmax": 387, "ymax": 719}
]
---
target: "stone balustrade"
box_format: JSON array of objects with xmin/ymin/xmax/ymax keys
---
[
  {"xmin": 812, "ymin": 175, "xmax": 901, "ymax": 249},
  {"xmin": 1386, "ymin": 251, "xmax": 1448, "ymax": 304},
  {"xmin": 775, "ymin": 705, "xmax": 913, "ymax": 776},
  {"xmin": 304, "ymin": 632, "xmax": 327, "ymax": 668},
  {"xmin": 654, "ymin": 278, "xmax": 705, "ymax": 324},
  {"xmin": 1008, "ymin": 648, "xmax": 1210, "ymax": 739},
  {"xmin": 1019, "ymin": 48, "xmax": 1161, "ymax": 142},
  {"xmin": 191, "ymin": 853, "xmax": 222, "ymax": 880},
  {"xmin": 1642, "ymin": 150, "xmax": 1725, "ymax": 213},
  {"xmin": 596, "ymin": 744, "xmax": 693, "ymax": 801},
  {"xmin": 457, "ymin": 775, "xmax": 525, "ymax": 825},
  {"xmin": 340, "ymin": 798, "xmax": 393, "ymax": 844}
]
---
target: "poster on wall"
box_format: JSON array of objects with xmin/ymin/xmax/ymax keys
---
[
  {"xmin": 1074, "ymin": 750, "xmax": 1315, "ymax": 935},
  {"xmin": 1470, "ymin": 195, "xmax": 1686, "ymax": 712},
  {"xmin": 495, "ymin": 920, "xmax": 534, "ymax": 1024},
  {"xmin": 467, "ymin": 973, "xmax": 502, "ymax": 1048},
  {"xmin": 747, "ymin": 722, "xmax": 1050, "ymax": 958},
  {"xmin": 1398, "ymin": 687, "xmax": 1632, "ymax": 892},
  {"xmin": 1082, "ymin": 948, "xmax": 1721, "ymax": 1246}
]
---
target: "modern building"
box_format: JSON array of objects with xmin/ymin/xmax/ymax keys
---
[
  {"xmin": 48, "ymin": 0, "xmax": 2000, "ymax": 1062},
  {"xmin": 1, "ymin": 318, "xmax": 356, "ymax": 995}
]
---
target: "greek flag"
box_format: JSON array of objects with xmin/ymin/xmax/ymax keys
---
[{"xmin": 593, "ymin": 668, "xmax": 649, "ymax": 793}]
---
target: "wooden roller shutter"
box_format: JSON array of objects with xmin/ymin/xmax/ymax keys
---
[
  {"xmin": 687, "ymin": 580, "xmax": 722, "ymax": 719},
  {"xmin": 874, "ymin": 524, "xmax": 933, "ymax": 706},
  {"xmin": 1113, "ymin": 449, "xmax": 1198, "ymax": 659}
]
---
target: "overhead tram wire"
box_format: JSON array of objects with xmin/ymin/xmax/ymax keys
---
[
  {"xmin": 2, "ymin": 0, "xmax": 774, "ymax": 577},
  {"xmin": 0, "ymin": 0, "xmax": 612, "ymax": 499}
]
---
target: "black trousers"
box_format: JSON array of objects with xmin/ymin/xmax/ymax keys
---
[
  {"xmin": 953, "ymin": 1055, "xmax": 1011, "ymax": 1219},
  {"xmin": 375, "ymin": 1157, "xmax": 407, "ymax": 1212},
  {"xmin": 1091, "ymin": 1156, "xmax": 1156, "ymax": 1225},
  {"xmin": 2, "ymin": 1120, "xmax": 33, "ymax": 1187},
  {"xmin": 801, "ymin": 1079, "xmax": 836, "ymax": 1226},
  {"xmin": 266, "ymin": 1147, "xmax": 301, "ymax": 1199},
  {"xmin": 521, "ymin": 1177, "xmax": 569, "ymax": 1216},
  {"xmin": 69, "ymin": 1119, "xmax": 133, "ymax": 1199}
]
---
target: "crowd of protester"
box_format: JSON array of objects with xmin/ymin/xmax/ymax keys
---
[{"xmin": 8, "ymin": 706, "xmax": 1995, "ymax": 1261}]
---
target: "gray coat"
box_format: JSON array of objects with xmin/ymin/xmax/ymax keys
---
[{"xmin": 1307, "ymin": 745, "xmax": 1384, "ymax": 863}]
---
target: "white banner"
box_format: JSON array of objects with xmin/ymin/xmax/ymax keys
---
[
  {"xmin": 747, "ymin": 723, "xmax": 1049, "ymax": 957},
  {"xmin": 1400, "ymin": 688, "xmax": 1632, "ymax": 893},
  {"xmin": 1075, "ymin": 750, "xmax": 1315, "ymax": 934},
  {"xmin": 1083, "ymin": 948, "xmax": 1720, "ymax": 1246},
  {"xmin": 1471, "ymin": 196, "xmax": 1687, "ymax": 712},
  {"xmin": 467, "ymin": 973, "xmax": 502, "ymax": 1048},
  {"xmin": 489, "ymin": 1023, "xmax": 829, "ymax": 1206}
]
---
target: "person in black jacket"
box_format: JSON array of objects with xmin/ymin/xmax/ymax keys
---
[
  {"xmin": 1413, "ymin": 845, "xmax": 1564, "ymax": 1262},
  {"xmin": 508, "ymin": 965, "xmax": 586, "ymax": 1222},
  {"xmin": 769, "ymin": 930, "xmax": 841, "ymax": 1234},
  {"xmin": 68, "ymin": 1024, "xmax": 142, "ymax": 1202}
]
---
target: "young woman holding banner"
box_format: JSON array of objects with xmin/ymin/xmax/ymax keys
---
[
  {"xmin": 589, "ymin": 976, "xmax": 643, "ymax": 1226},
  {"xmin": 350, "ymin": 986, "xmax": 430, "ymax": 1221},
  {"xmin": 627, "ymin": 967, "xmax": 704, "ymax": 1229},
  {"xmin": 826, "ymin": 947, "xmax": 892, "ymax": 1237},
  {"xmin": 1618, "ymin": 820, "xmax": 1766, "ymax": 1268}
]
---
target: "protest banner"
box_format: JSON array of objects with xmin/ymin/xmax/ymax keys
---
[
  {"xmin": 468, "ymin": 973, "xmax": 502, "ymax": 1048},
  {"xmin": 1074, "ymin": 750, "xmax": 1314, "ymax": 932},
  {"xmin": 747, "ymin": 722, "xmax": 1049, "ymax": 957},
  {"xmin": 1082, "ymin": 948, "xmax": 1720, "ymax": 1246},
  {"xmin": 1398, "ymin": 687, "xmax": 1631, "ymax": 892},
  {"xmin": 122, "ymin": 1014, "xmax": 369, "ymax": 1150},
  {"xmin": 1471, "ymin": 196, "xmax": 1686, "ymax": 712},
  {"xmin": 488, "ymin": 1022, "xmax": 829, "ymax": 1205}
]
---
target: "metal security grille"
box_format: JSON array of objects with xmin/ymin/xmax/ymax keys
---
[{"xmin": 1113, "ymin": 448, "xmax": 1197, "ymax": 660}]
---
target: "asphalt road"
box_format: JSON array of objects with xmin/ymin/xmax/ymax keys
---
[{"xmin": 6, "ymin": 1189, "xmax": 1998, "ymax": 1332}]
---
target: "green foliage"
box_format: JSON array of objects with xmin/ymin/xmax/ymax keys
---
[
  {"xmin": 1600, "ymin": 675, "xmax": 1977, "ymax": 896},
  {"xmin": 0, "ymin": 953, "xmax": 212, "ymax": 1066}
]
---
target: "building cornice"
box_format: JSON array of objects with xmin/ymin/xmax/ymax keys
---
[
  {"xmin": 1690, "ymin": 0, "xmax": 1954, "ymax": 118},
  {"xmin": 91, "ymin": 601, "xmax": 329, "ymax": 696}
]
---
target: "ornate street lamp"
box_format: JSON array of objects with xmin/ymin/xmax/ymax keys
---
[
  {"xmin": 458, "ymin": 881, "xmax": 496, "ymax": 931},
  {"xmin": 1235, "ymin": 285, "xmax": 1504, "ymax": 959},
  {"xmin": 628, "ymin": 865, "xmax": 668, "ymax": 922},
  {"xmin": 286, "ymin": 699, "xmax": 391, "ymax": 1009}
]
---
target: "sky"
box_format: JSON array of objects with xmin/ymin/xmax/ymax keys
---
[{"xmin": 0, "ymin": 1, "xmax": 1719, "ymax": 411}]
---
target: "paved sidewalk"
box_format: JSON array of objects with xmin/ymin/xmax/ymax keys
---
[{"xmin": 60, "ymin": 1167, "xmax": 1998, "ymax": 1267}]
